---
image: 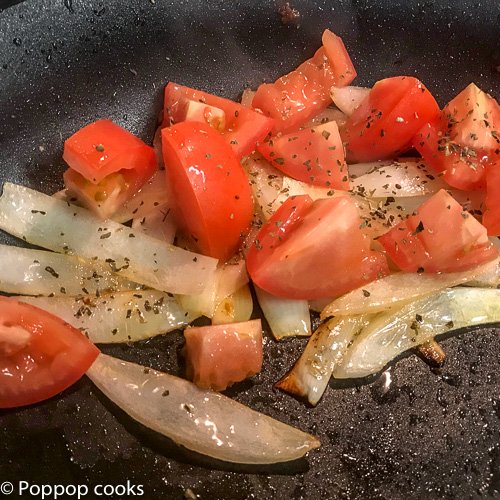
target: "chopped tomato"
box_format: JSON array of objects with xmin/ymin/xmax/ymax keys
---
[
  {"xmin": 184, "ymin": 319, "xmax": 263, "ymax": 391},
  {"xmin": 63, "ymin": 120, "xmax": 157, "ymax": 218},
  {"xmin": 257, "ymin": 121, "xmax": 349, "ymax": 189},
  {"xmin": 342, "ymin": 76, "xmax": 440, "ymax": 162},
  {"xmin": 162, "ymin": 121, "xmax": 253, "ymax": 262},
  {"xmin": 0, "ymin": 297, "xmax": 99, "ymax": 408},
  {"xmin": 163, "ymin": 83, "xmax": 274, "ymax": 158},
  {"xmin": 413, "ymin": 83, "xmax": 500, "ymax": 191},
  {"xmin": 483, "ymin": 162, "xmax": 500, "ymax": 235},
  {"xmin": 246, "ymin": 195, "xmax": 389, "ymax": 299},
  {"xmin": 378, "ymin": 189, "xmax": 498, "ymax": 272},
  {"xmin": 252, "ymin": 29, "xmax": 356, "ymax": 134}
]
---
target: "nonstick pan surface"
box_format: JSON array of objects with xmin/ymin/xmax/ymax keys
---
[{"xmin": 0, "ymin": 1, "xmax": 499, "ymax": 498}]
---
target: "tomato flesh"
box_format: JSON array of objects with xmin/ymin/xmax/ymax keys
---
[
  {"xmin": 163, "ymin": 83, "xmax": 274, "ymax": 158},
  {"xmin": 343, "ymin": 76, "xmax": 440, "ymax": 162},
  {"xmin": 184, "ymin": 319, "xmax": 263, "ymax": 391},
  {"xmin": 378, "ymin": 189, "xmax": 498, "ymax": 272},
  {"xmin": 413, "ymin": 83, "xmax": 500, "ymax": 191},
  {"xmin": 162, "ymin": 121, "xmax": 253, "ymax": 261},
  {"xmin": 483, "ymin": 161, "xmax": 500, "ymax": 236},
  {"xmin": 246, "ymin": 195, "xmax": 389, "ymax": 299},
  {"xmin": 252, "ymin": 30, "xmax": 356, "ymax": 134},
  {"xmin": 257, "ymin": 120, "xmax": 349, "ymax": 189},
  {"xmin": 0, "ymin": 297, "xmax": 99, "ymax": 409}
]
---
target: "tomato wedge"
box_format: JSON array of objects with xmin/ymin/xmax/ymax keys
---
[
  {"xmin": 163, "ymin": 83, "xmax": 274, "ymax": 158},
  {"xmin": 413, "ymin": 83, "xmax": 500, "ymax": 191},
  {"xmin": 246, "ymin": 195, "xmax": 389, "ymax": 299},
  {"xmin": 184, "ymin": 319, "xmax": 263, "ymax": 391},
  {"xmin": 252, "ymin": 30, "xmax": 356, "ymax": 134},
  {"xmin": 0, "ymin": 297, "xmax": 99, "ymax": 408},
  {"xmin": 162, "ymin": 121, "xmax": 253, "ymax": 262},
  {"xmin": 378, "ymin": 189, "xmax": 498, "ymax": 272},
  {"xmin": 257, "ymin": 120, "xmax": 349, "ymax": 189},
  {"xmin": 483, "ymin": 161, "xmax": 500, "ymax": 236},
  {"xmin": 63, "ymin": 119, "xmax": 157, "ymax": 218},
  {"xmin": 342, "ymin": 76, "xmax": 440, "ymax": 162}
]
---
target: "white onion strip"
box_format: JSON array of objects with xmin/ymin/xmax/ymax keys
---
[
  {"xmin": 335, "ymin": 287, "xmax": 500, "ymax": 379},
  {"xmin": 276, "ymin": 315, "xmax": 371, "ymax": 405},
  {"xmin": 212, "ymin": 285, "xmax": 254, "ymax": 325},
  {"xmin": 0, "ymin": 244, "xmax": 136, "ymax": 296},
  {"xmin": 330, "ymin": 86, "xmax": 370, "ymax": 116},
  {"xmin": 87, "ymin": 353, "xmax": 320, "ymax": 463},
  {"xmin": 321, "ymin": 257, "xmax": 500, "ymax": 319},
  {"xmin": 255, "ymin": 286, "xmax": 311, "ymax": 340},
  {"xmin": 0, "ymin": 183, "xmax": 217, "ymax": 295},
  {"xmin": 18, "ymin": 290, "xmax": 195, "ymax": 343}
]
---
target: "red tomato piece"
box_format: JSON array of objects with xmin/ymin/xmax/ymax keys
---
[
  {"xmin": 342, "ymin": 76, "xmax": 440, "ymax": 162},
  {"xmin": 246, "ymin": 195, "xmax": 389, "ymax": 299},
  {"xmin": 162, "ymin": 121, "xmax": 253, "ymax": 261},
  {"xmin": 184, "ymin": 319, "xmax": 263, "ymax": 391},
  {"xmin": 483, "ymin": 162, "xmax": 500, "ymax": 236},
  {"xmin": 252, "ymin": 30, "xmax": 356, "ymax": 134},
  {"xmin": 257, "ymin": 121, "xmax": 349, "ymax": 189},
  {"xmin": 413, "ymin": 83, "xmax": 500, "ymax": 191},
  {"xmin": 378, "ymin": 189, "xmax": 498, "ymax": 272},
  {"xmin": 163, "ymin": 83, "xmax": 274, "ymax": 158},
  {"xmin": 0, "ymin": 297, "xmax": 99, "ymax": 408},
  {"xmin": 63, "ymin": 120, "xmax": 157, "ymax": 218}
]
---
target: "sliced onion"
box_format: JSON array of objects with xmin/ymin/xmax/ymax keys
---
[
  {"xmin": 334, "ymin": 287, "xmax": 500, "ymax": 379},
  {"xmin": 0, "ymin": 183, "xmax": 217, "ymax": 295},
  {"xmin": 132, "ymin": 206, "xmax": 177, "ymax": 244},
  {"xmin": 240, "ymin": 89, "xmax": 256, "ymax": 107},
  {"xmin": 302, "ymin": 107, "xmax": 347, "ymax": 129},
  {"xmin": 330, "ymin": 86, "xmax": 370, "ymax": 116},
  {"xmin": 112, "ymin": 171, "xmax": 170, "ymax": 223},
  {"xmin": 276, "ymin": 315, "xmax": 371, "ymax": 405},
  {"xmin": 255, "ymin": 286, "xmax": 311, "ymax": 340},
  {"xmin": 18, "ymin": 290, "xmax": 196, "ymax": 343},
  {"xmin": 87, "ymin": 353, "xmax": 320, "ymax": 463},
  {"xmin": 178, "ymin": 260, "xmax": 249, "ymax": 318},
  {"xmin": 0, "ymin": 243, "xmax": 136, "ymax": 296},
  {"xmin": 350, "ymin": 160, "xmax": 447, "ymax": 198},
  {"xmin": 321, "ymin": 257, "xmax": 500, "ymax": 318},
  {"xmin": 212, "ymin": 285, "xmax": 254, "ymax": 325}
]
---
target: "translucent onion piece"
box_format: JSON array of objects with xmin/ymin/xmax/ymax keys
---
[
  {"xmin": 87, "ymin": 353, "xmax": 320, "ymax": 464},
  {"xmin": 255, "ymin": 286, "xmax": 311, "ymax": 340},
  {"xmin": 132, "ymin": 206, "xmax": 177, "ymax": 244},
  {"xmin": 18, "ymin": 290, "xmax": 195, "ymax": 343},
  {"xmin": 276, "ymin": 315, "xmax": 371, "ymax": 405},
  {"xmin": 178, "ymin": 260, "xmax": 249, "ymax": 318},
  {"xmin": 0, "ymin": 244, "xmax": 136, "ymax": 296},
  {"xmin": 0, "ymin": 183, "xmax": 217, "ymax": 295},
  {"xmin": 112, "ymin": 171, "xmax": 169, "ymax": 223},
  {"xmin": 330, "ymin": 86, "xmax": 370, "ymax": 116},
  {"xmin": 240, "ymin": 89, "xmax": 256, "ymax": 107},
  {"xmin": 321, "ymin": 257, "xmax": 500, "ymax": 318},
  {"xmin": 302, "ymin": 107, "xmax": 347, "ymax": 129},
  {"xmin": 350, "ymin": 160, "xmax": 447, "ymax": 198},
  {"xmin": 335, "ymin": 287, "xmax": 500, "ymax": 379},
  {"xmin": 212, "ymin": 285, "xmax": 254, "ymax": 325}
]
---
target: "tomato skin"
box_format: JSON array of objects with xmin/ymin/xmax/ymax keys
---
[
  {"xmin": 413, "ymin": 84, "xmax": 499, "ymax": 191},
  {"xmin": 378, "ymin": 189, "xmax": 498, "ymax": 272},
  {"xmin": 252, "ymin": 30, "xmax": 356, "ymax": 134},
  {"xmin": 0, "ymin": 297, "xmax": 99, "ymax": 409},
  {"xmin": 342, "ymin": 76, "xmax": 440, "ymax": 162},
  {"xmin": 257, "ymin": 121, "xmax": 349, "ymax": 190},
  {"xmin": 483, "ymin": 162, "xmax": 500, "ymax": 236},
  {"xmin": 247, "ymin": 195, "xmax": 388, "ymax": 299},
  {"xmin": 162, "ymin": 121, "xmax": 253, "ymax": 261},
  {"xmin": 63, "ymin": 119, "xmax": 156, "ymax": 187},
  {"xmin": 184, "ymin": 319, "xmax": 263, "ymax": 391},
  {"xmin": 163, "ymin": 83, "xmax": 274, "ymax": 158}
]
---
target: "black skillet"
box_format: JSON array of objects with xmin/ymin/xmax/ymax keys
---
[{"xmin": 1, "ymin": 0, "xmax": 500, "ymax": 498}]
